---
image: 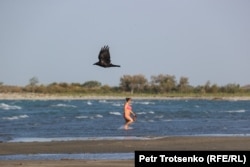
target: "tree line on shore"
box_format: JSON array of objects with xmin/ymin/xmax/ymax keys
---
[{"xmin": 0, "ymin": 74, "xmax": 250, "ymax": 95}]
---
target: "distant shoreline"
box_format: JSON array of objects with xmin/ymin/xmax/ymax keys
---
[{"xmin": 0, "ymin": 93, "xmax": 250, "ymax": 101}]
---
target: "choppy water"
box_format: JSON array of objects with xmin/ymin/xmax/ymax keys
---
[{"xmin": 1, "ymin": 99, "xmax": 250, "ymax": 143}]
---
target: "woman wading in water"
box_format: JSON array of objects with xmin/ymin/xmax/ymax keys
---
[{"xmin": 123, "ymin": 98, "xmax": 136, "ymax": 130}]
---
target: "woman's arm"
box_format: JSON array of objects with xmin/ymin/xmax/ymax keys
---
[{"xmin": 130, "ymin": 110, "xmax": 136, "ymax": 116}]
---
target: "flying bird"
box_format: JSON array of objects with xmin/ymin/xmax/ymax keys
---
[{"xmin": 93, "ymin": 45, "xmax": 120, "ymax": 68}]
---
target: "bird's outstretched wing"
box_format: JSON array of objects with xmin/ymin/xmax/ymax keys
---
[
  {"xmin": 98, "ymin": 45, "xmax": 110, "ymax": 65},
  {"xmin": 94, "ymin": 45, "xmax": 120, "ymax": 67}
]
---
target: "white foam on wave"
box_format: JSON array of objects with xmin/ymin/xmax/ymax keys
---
[
  {"xmin": 148, "ymin": 111, "xmax": 155, "ymax": 114},
  {"xmin": 109, "ymin": 112, "xmax": 121, "ymax": 116},
  {"xmin": 19, "ymin": 115, "xmax": 29, "ymax": 118},
  {"xmin": 75, "ymin": 114, "xmax": 103, "ymax": 119},
  {"xmin": 136, "ymin": 112, "xmax": 147, "ymax": 115},
  {"xmin": 75, "ymin": 115, "xmax": 88, "ymax": 119},
  {"xmin": 136, "ymin": 101, "xmax": 155, "ymax": 105},
  {"xmin": 0, "ymin": 103, "xmax": 22, "ymax": 110},
  {"xmin": 95, "ymin": 114, "xmax": 103, "ymax": 118},
  {"xmin": 52, "ymin": 103, "xmax": 77, "ymax": 108},
  {"xmin": 223, "ymin": 109, "xmax": 246, "ymax": 113},
  {"xmin": 88, "ymin": 114, "xmax": 103, "ymax": 119},
  {"xmin": 112, "ymin": 103, "xmax": 121, "ymax": 107},
  {"xmin": 3, "ymin": 114, "xmax": 29, "ymax": 120},
  {"xmin": 87, "ymin": 101, "xmax": 92, "ymax": 105}
]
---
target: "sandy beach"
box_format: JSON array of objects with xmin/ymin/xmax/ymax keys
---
[
  {"xmin": 1, "ymin": 93, "xmax": 250, "ymax": 100},
  {"xmin": 1, "ymin": 137, "xmax": 250, "ymax": 166}
]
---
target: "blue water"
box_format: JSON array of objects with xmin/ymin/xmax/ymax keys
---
[
  {"xmin": 1, "ymin": 99, "xmax": 250, "ymax": 143},
  {"xmin": 0, "ymin": 153, "xmax": 133, "ymax": 160}
]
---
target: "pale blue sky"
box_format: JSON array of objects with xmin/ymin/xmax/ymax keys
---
[{"xmin": 1, "ymin": 0, "xmax": 249, "ymax": 86}]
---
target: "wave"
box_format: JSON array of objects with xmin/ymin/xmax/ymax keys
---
[
  {"xmin": 154, "ymin": 115, "xmax": 164, "ymax": 119},
  {"xmin": 52, "ymin": 103, "xmax": 77, "ymax": 108},
  {"xmin": 99, "ymin": 100, "xmax": 107, "ymax": 103},
  {"xmin": 0, "ymin": 103, "xmax": 22, "ymax": 110},
  {"xmin": 76, "ymin": 115, "xmax": 103, "ymax": 119},
  {"xmin": 75, "ymin": 114, "xmax": 103, "ymax": 119},
  {"xmin": 112, "ymin": 103, "xmax": 122, "ymax": 107},
  {"xmin": 8, "ymin": 134, "xmax": 250, "ymax": 143},
  {"xmin": 109, "ymin": 112, "xmax": 121, "ymax": 116},
  {"xmin": 8, "ymin": 136, "xmax": 158, "ymax": 143},
  {"xmin": 87, "ymin": 101, "xmax": 92, "ymax": 105},
  {"xmin": 75, "ymin": 115, "xmax": 88, "ymax": 119},
  {"xmin": 223, "ymin": 109, "xmax": 246, "ymax": 113},
  {"xmin": 135, "ymin": 101, "xmax": 155, "ymax": 105},
  {"xmin": 136, "ymin": 111, "xmax": 155, "ymax": 115},
  {"xmin": 163, "ymin": 119, "xmax": 172, "ymax": 122},
  {"xmin": 148, "ymin": 111, "xmax": 155, "ymax": 114},
  {"xmin": 136, "ymin": 112, "xmax": 147, "ymax": 115},
  {"xmin": 3, "ymin": 114, "xmax": 29, "ymax": 120},
  {"xmin": 95, "ymin": 114, "xmax": 103, "ymax": 118}
]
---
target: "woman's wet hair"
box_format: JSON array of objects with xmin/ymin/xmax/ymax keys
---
[{"xmin": 126, "ymin": 97, "xmax": 131, "ymax": 102}]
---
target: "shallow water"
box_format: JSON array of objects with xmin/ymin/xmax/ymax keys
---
[{"xmin": 0, "ymin": 153, "xmax": 133, "ymax": 160}]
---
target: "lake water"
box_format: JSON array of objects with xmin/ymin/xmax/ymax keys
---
[{"xmin": 0, "ymin": 99, "xmax": 249, "ymax": 160}]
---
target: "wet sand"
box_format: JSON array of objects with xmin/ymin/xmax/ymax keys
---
[{"xmin": 0, "ymin": 137, "xmax": 250, "ymax": 167}]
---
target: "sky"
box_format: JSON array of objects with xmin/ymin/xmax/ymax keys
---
[{"xmin": 0, "ymin": 0, "xmax": 249, "ymax": 87}]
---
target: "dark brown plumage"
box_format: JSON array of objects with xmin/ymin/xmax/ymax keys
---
[{"xmin": 93, "ymin": 45, "xmax": 120, "ymax": 68}]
